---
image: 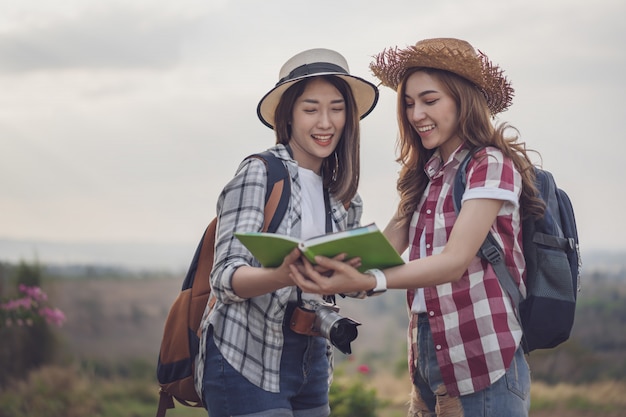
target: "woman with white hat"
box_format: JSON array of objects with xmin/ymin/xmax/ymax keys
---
[
  {"xmin": 196, "ymin": 48, "xmax": 378, "ymax": 417},
  {"xmin": 291, "ymin": 38, "xmax": 543, "ymax": 416}
]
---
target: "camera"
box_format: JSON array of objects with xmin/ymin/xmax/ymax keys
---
[{"xmin": 299, "ymin": 300, "xmax": 361, "ymax": 355}]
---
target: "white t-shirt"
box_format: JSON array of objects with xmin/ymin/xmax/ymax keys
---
[
  {"xmin": 293, "ymin": 167, "xmax": 327, "ymax": 303},
  {"xmin": 298, "ymin": 167, "xmax": 327, "ymax": 240}
]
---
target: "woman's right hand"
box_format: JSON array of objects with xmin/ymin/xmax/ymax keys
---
[
  {"xmin": 289, "ymin": 255, "xmax": 375, "ymax": 296},
  {"xmin": 277, "ymin": 248, "xmax": 305, "ymax": 286},
  {"xmin": 232, "ymin": 248, "xmax": 302, "ymax": 298}
]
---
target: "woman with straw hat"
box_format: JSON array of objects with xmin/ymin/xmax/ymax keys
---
[
  {"xmin": 291, "ymin": 38, "xmax": 543, "ymax": 416},
  {"xmin": 195, "ymin": 48, "xmax": 378, "ymax": 417}
]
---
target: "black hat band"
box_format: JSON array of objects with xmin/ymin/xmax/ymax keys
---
[{"xmin": 277, "ymin": 62, "xmax": 348, "ymax": 86}]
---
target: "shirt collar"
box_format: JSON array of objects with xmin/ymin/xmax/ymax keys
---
[
  {"xmin": 424, "ymin": 142, "xmax": 471, "ymax": 180},
  {"xmin": 273, "ymin": 143, "xmax": 293, "ymax": 161}
]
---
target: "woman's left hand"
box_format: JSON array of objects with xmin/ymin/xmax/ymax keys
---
[
  {"xmin": 290, "ymin": 255, "xmax": 370, "ymax": 296},
  {"xmin": 306, "ymin": 253, "xmax": 361, "ymax": 277}
]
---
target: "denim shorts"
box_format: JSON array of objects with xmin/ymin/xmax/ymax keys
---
[
  {"xmin": 202, "ymin": 313, "xmax": 331, "ymax": 417},
  {"xmin": 413, "ymin": 313, "xmax": 531, "ymax": 416}
]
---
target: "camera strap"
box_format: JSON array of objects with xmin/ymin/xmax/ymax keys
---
[
  {"xmin": 323, "ymin": 187, "xmax": 332, "ymax": 235},
  {"xmin": 322, "ymin": 188, "xmax": 336, "ymax": 305}
]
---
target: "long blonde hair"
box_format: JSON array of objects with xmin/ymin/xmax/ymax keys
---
[{"xmin": 394, "ymin": 67, "xmax": 544, "ymax": 227}]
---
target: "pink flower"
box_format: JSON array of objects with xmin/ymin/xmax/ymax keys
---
[
  {"xmin": 1, "ymin": 285, "xmax": 65, "ymax": 328},
  {"xmin": 1, "ymin": 297, "xmax": 33, "ymax": 311},
  {"xmin": 39, "ymin": 307, "xmax": 66, "ymax": 327},
  {"xmin": 357, "ymin": 364, "xmax": 370, "ymax": 374},
  {"xmin": 19, "ymin": 285, "xmax": 47, "ymax": 302}
]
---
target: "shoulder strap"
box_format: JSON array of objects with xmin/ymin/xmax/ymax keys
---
[
  {"xmin": 323, "ymin": 188, "xmax": 333, "ymax": 234},
  {"xmin": 452, "ymin": 150, "xmax": 524, "ymax": 310},
  {"xmin": 453, "ymin": 150, "xmax": 472, "ymax": 215},
  {"xmin": 250, "ymin": 151, "xmax": 291, "ymax": 233}
]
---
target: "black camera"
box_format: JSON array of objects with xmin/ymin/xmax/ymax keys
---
[{"xmin": 301, "ymin": 300, "xmax": 361, "ymax": 355}]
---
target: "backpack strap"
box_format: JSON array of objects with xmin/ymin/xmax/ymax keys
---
[
  {"xmin": 188, "ymin": 219, "xmax": 219, "ymax": 331},
  {"xmin": 156, "ymin": 388, "xmax": 176, "ymax": 417},
  {"xmin": 251, "ymin": 151, "xmax": 291, "ymax": 233},
  {"xmin": 453, "ymin": 151, "xmax": 524, "ymax": 310}
]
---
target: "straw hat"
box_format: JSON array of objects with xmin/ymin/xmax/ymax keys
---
[
  {"xmin": 257, "ymin": 48, "xmax": 379, "ymax": 129},
  {"xmin": 370, "ymin": 38, "xmax": 514, "ymax": 114}
]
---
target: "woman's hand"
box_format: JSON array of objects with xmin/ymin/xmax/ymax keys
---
[
  {"xmin": 276, "ymin": 248, "xmax": 306, "ymax": 285},
  {"xmin": 306, "ymin": 253, "xmax": 362, "ymax": 277},
  {"xmin": 289, "ymin": 255, "xmax": 374, "ymax": 296},
  {"xmin": 232, "ymin": 248, "xmax": 302, "ymax": 298}
]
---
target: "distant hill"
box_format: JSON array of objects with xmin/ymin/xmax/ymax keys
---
[
  {"xmin": 2, "ymin": 237, "xmax": 625, "ymax": 277},
  {"xmin": 0, "ymin": 238, "xmax": 195, "ymax": 272}
]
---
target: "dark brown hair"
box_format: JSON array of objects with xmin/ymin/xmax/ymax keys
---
[{"xmin": 273, "ymin": 75, "xmax": 361, "ymax": 203}]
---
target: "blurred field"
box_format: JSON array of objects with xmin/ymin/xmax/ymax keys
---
[
  {"xmin": 4, "ymin": 362, "xmax": 625, "ymax": 417},
  {"xmin": 45, "ymin": 274, "xmax": 409, "ymax": 360},
  {"xmin": 35, "ymin": 274, "xmax": 626, "ymax": 417}
]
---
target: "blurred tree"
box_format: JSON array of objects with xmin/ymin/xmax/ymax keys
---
[{"xmin": 0, "ymin": 261, "xmax": 64, "ymax": 388}]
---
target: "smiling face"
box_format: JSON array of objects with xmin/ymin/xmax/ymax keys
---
[
  {"xmin": 288, "ymin": 77, "xmax": 346, "ymax": 173},
  {"xmin": 404, "ymin": 70, "xmax": 461, "ymax": 161}
]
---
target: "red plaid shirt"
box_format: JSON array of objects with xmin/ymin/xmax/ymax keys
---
[{"xmin": 407, "ymin": 145, "xmax": 526, "ymax": 397}]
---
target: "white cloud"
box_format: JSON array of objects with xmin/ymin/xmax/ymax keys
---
[{"xmin": 0, "ymin": 7, "xmax": 209, "ymax": 72}]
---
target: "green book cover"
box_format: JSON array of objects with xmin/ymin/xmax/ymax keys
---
[{"xmin": 235, "ymin": 223, "xmax": 404, "ymax": 272}]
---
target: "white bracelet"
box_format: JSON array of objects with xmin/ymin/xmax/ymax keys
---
[{"xmin": 365, "ymin": 268, "xmax": 387, "ymax": 296}]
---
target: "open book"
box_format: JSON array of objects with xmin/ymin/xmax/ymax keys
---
[{"xmin": 234, "ymin": 223, "xmax": 404, "ymax": 272}]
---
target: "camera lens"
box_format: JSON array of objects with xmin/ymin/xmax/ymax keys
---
[
  {"xmin": 314, "ymin": 306, "xmax": 360, "ymax": 354},
  {"xmin": 328, "ymin": 319, "xmax": 359, "ymax": 354}
]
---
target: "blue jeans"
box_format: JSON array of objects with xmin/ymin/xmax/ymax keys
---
[
  {"xmin": 202, "ymin": 321, "xmax": 330, "ymax": 417},
  {"xmin": 413, "ymin": 314, "xmax": 530, "ymax": 416}
]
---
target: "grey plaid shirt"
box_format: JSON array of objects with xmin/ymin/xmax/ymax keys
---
[{"xmin": 195, "ymin": 144, "xmax": 363, "ymax": 395}]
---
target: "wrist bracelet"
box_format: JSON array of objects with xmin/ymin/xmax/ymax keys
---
[{"xmin": 365, "ymin": 268, "xmax": 387, "ymax": 296}]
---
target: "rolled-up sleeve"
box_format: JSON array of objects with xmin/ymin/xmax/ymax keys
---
[
  {"xmin": 210, "ymin": 157, "xmax": 269, "ymax": 304},
  {"xmin": 461, "ymin": 148, "xmax": 521, "ymax": 215}
]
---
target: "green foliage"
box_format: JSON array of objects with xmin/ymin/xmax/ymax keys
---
[
  {"xmin": 329, "ymin": 377, "xmax": 383, "ymax": 417},
  {"xmin": 0, "ymin": 363, "xmax": 387, "ymax": 417},
  {"xmin": 79, "ymin": 358, "xmax": 155, "ymax": 380},
  {"xmin": 0, "ymin": 366, "xmax": 100, "ymax": 417},
  {"xmin": 565, "ymin": 394, "xmax": 597, "ymax": 411},
  {"xmin": 0, "ymin": 364, "xmax": 163, "ymax": 417},
  {"xmin": 0, "ymin": 262, "xmax": 65, "ymax": 388},
  {"xmin": 563, "ymin": 394, "xmax": 623, "ymax": 414},
  {"xmin": 98, "ymin": 379, "xmax": 159, "ymax": 417},
  {"xmin": 528, "ymin": 396, "xmax": 557, "ymax": 412},
  {"xmin": 0, "ymin": 323, "xmax": 59, "ymax": 387},
  {"xmin": 14, "ymin": 261, "xmax": 43, "ymax": 288}
]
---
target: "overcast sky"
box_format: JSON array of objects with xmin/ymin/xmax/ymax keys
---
[{"xmin": 1, "ymin": 0, "xmax": 625, "ymax": 267}]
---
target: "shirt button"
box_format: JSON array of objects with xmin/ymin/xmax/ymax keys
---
[
  {"xmin": 426, "ymin": 209, "xmax": 432, "ymax": 215},
  {"xmin": 426, "ymin": 244, "xmax": 431, "ymax": 249},
  {"xmin": 429, "ymin": 311, "xmax": 435, "ymax": 316},
  {"xmin": 436, "ymin": 345, "xmax": 442, "ymax": 350}
]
